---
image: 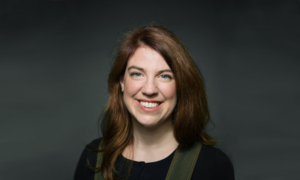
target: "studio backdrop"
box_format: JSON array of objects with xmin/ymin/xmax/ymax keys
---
[{"xmin": 1, "ymin": 0, "xmax": 299, "ymax": 180}]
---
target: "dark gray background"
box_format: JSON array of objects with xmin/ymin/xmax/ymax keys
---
[{"xmin": 1, "ymin": 0, "xmax": 299, "ymax": 179}]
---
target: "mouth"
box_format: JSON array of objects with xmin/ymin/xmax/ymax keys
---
[{"xmin": 137, "ymin": 100, "xmax": 162, "ymax": 109}]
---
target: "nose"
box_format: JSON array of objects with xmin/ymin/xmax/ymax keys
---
[{"xmin": 141, "ymin": 78, "xmax": 158, "ymax": 96}]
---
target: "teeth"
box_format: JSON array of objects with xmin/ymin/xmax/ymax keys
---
[{"xmin": 140, "ymin": 101, "xmax": 160, "ymax": 108}]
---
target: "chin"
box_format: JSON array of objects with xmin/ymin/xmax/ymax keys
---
[
  {"xmin": 135, "ymin": 118, "xmax": 159, "ymax": 127},
  {"xmin": 134, "ymin": 115, "xmax": 170, "ymax": 128}
]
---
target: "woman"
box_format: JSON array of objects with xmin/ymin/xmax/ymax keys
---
[{"xmin": 74, "ymin": 24, "xmax": 234, "ymax": 180}]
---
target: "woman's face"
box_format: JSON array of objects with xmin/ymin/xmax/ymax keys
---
[{"xmin": 120, "ymin": 46, "xmax": 177, "ymax": 127}]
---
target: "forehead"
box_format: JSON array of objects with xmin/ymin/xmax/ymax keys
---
[{"xmin": 126, "ymin": 46, "xmax": 171, "ymax": 71}]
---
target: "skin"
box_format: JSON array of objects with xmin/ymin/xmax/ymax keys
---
[{"xmin": 120, "ymin": 46, "xmax": 179, "ymax": 163}]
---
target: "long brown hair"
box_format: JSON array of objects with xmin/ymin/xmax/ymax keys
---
[{"xmin": 95, "ymin": 24, "xmax": 217, "ymax": 180}]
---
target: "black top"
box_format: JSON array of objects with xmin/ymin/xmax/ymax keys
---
[{"xmin": 74, "ymin": 139, "xmax": 234, "ymax": 180}]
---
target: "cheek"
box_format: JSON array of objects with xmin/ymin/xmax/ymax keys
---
[
  {"xmin": 124, "ymin": 78, "xmax": 142, "ymax": 95},
  {"xmin": 160, "ymin": 83, "xmax": 177, "ymax": 101}
]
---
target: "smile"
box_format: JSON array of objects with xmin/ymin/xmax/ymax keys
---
[
  {"xmin": 139, "ymin": 101, "xmax": 160, "ymax": 108},
  {"xmin": 136, "ymin": 100, "xmax": 163, "ymax": 112}
]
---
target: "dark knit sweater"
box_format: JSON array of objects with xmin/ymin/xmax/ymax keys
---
[{"xmin": 74, "ymin": 139, "xmax": 234, "ymax": 180}]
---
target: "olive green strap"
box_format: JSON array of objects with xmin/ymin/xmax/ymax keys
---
[
  {"xmin": 165, "ymin": 141, "xmax": 202, "ymax": 180},
  {"xmin": 94, "ymin": 139, "xmax": 105, "ymax": 180}
]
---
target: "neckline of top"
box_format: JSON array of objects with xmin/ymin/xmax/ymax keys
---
[{"xmin": 119, "ymin": 149, "xmax": 177, "ymax": 167}]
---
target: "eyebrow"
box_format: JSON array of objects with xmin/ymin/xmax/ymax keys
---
[{"xmin": 127, "ymin": 65, "xmax": 173, "ymax": 74}]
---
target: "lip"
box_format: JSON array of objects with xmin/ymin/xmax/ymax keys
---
[
  {"xmin": 136, "ymin": 99, "xmax": 163, "ymax": 103},
  {"xmin": 135, "ymin": 99, "xmax": 163, "ymax": 112}
]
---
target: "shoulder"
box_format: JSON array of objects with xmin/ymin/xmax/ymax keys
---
[
  {"xmin": 86, "ymin": 138, "xmax": 102, "ymax": 150},
  {"xmin": 201, "ymin": 145, "xmax": 233, "ymax": 167},
  {"xmin": 192, "ymin": 144, "xmax": 235, "ymax": 180},
  {"xmin": 85, "ymin": 138, "xmax": 102, "ymax": 164},
  {"xmin": 74, "ymin": 138, "xmax": 102, "ymax": 180}
]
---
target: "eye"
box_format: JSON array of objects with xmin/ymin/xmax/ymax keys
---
[
  {"xmin": 130, "ymin": 72, "xmax": 142, "ymax": 77},
  {"xmin": 160, "ymin": 74, "xmax": 172, "ymax": 79}
]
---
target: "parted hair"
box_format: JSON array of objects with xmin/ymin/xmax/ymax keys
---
[{"xmin": 91, "ymin": 24, "xmax": 217, "ymax": 180}]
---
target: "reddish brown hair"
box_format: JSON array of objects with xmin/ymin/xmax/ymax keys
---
[{"xmin": 95, "ymin": 24, "xmax": 217, "ymax": 180}]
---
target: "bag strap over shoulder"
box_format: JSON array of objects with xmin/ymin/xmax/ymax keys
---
[
  {"xmin": 165, "ymin": 141, "xmax": 202, "ymax": 180},
  {"xmin": 94, "ymin": 139, "xmax": 105, "ymax": 180},
  {"xmin": 94, "ymin": 139, "xmax": 202, "ymax": 180}
]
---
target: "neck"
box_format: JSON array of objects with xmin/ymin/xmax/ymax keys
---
[
  {"xmin": 123, "ymin": 117, "xmax": 179, "ymax": 162},
  {"xmin": 133, "ymin": 119, "xmax": 175, "ymax": 146}
]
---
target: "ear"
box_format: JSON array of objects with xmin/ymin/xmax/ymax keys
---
[{"xmin": 119, "ymin": 76, "xmax": 124, "ymax": 91}]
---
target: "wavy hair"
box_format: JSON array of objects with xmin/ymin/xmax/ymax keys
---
[{"xmin": 93, "ymin": 24, "xmax": 218, "ymax": 180}]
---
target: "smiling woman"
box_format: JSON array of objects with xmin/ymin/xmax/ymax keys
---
[
  {"xmin": 121, "ymin": 46, "xmax": 177, "ymax": 129},
  {"xmin": 74, "ymin": 24, "xmax": 234, "ymax": 180}
]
